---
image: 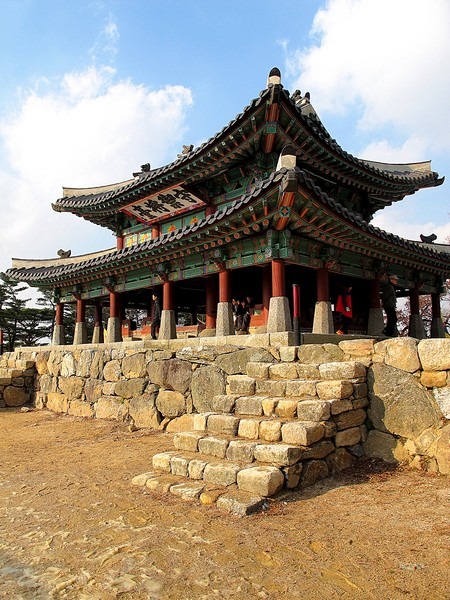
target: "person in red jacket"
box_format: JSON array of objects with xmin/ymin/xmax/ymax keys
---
[{"xmin": 335, "ymin": 286, "xmax": 353, "ymax": 334}]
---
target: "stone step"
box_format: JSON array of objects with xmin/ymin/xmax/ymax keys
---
[
  {"xmin": 173, "ymin": 432, "xmax": 311, "ymax": 464},
  {"xmin": 132, "ymin": 472, "xmax": 269, "ymax": 516},
  {"xmin": 151, "ymin": 451, "xmax": 287, "ymax": 498},
  {"xmin": 245, "ymin": 360, "xmax": 367, "ymax": 382}
]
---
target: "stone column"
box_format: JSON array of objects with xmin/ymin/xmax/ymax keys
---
[
  {"xmin": 430, "ymin": 292, "xmax": 446, "ymax": 338},
  {"xmin": 107, "ymin": 291, "xmax": 122, "ymax": 343},
  {"xmin": 216, "ymin": 268, "xmax": 235, "ymax": 336},
  {"xmin": 159, "ymin": 281, "xmax": 177, "ymax": 339},
  {"xmin": 205, "ymin": 277, "xmax": 217, "ymax": 332},
  {"xmin": 367, "ymin": 279, "xmax": 384, "ymax": 335},
  {"xmin": 312, "ymin": 267, "xmax": 333, "ymax": 334},
  {"xmin": 267, "ymin": 259, "xmax": 292, "ymax": 332},
  {"xmin": 73, "ymin": 298, "xmax": 88, "ymax": 345},
  {"xmin": 52, "ymin": 302, "xmax": 65, "ymax": 345},
  {"xmin": 408, "ymin": 284, "xmax": 426, "ymax": 339},
  {"xmin": 92, "ymin": 303, "xmax": 104, "ymax": 344}
]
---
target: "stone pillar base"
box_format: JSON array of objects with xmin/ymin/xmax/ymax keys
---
[
  {"xmin": 409, "ymin": 314, "xmax": 426, "ymax": 339},
  {"xmin": 312, "ymin": 301, "xmax": 333, "ymax": 334},
  {"xmin": 52, "ymin": 324, "xmax": 65, "ymax": 346},
  {"xmin": 216, "ymin": 302, "xmax": 235, "ymax": 336},
  {"xmin": 430, "ymin": 317, "xmax": 446, "ymax": 338},
  {"xmin": 267, "ymin": 297, "xmax": 292, "ymax": 333},
  {"xmin": 92, "ymin": 325, "xmax": 104, "ymax": 344},
  {"xmin": 159, "ymin": 310, "xmax": 177, "ymax": 340},
  {"xmin": 367, "ymin": 308, "xmax": 385, "ymax": 336},
  {"xmin": 107, "ymin": 317, "xmax": 122, "ymax": 343},
  {"xmin": 73, "ymin": 322, "xmax": 88, "ymax": 345}
]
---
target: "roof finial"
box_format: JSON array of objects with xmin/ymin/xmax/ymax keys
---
[{"xmin": 267, "ymin": 67, "xmax": 281, "ymax": 87}]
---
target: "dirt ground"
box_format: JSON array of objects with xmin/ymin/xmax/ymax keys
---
[{"xmin": 0, "ymin": 409, "xmax": 449, "ymax": 600}]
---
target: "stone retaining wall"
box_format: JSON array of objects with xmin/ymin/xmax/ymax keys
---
[{"xmin": 0, "ymin": 335, "xmax": 449, "ymax": 475}]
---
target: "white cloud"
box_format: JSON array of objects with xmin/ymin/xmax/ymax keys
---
[
  {"xmin": 0, "ymin": 65, "xmax": 193, "ymax": 275},
  {"xmin": 285, "ymin": 0, "xmax": 450, "ymax": 155}
]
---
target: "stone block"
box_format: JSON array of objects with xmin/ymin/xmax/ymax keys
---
[
  {"xmin": 121, "ymin": 353, "xmax": 147, "ymax": 379},
  {"xmin": 282, "ymin": 463, "xmax": 303, "ymax": 488},
  {"xmin": 58, "ymin": 376, "xmax": 84, "ymax": 400},
  {"xmin": 335, "ymin": 427, "xmax": 361, "ymax": 447},
  {"xmin": 420, "ymin": 371, "xmax": 447, "ymax": 388},
  {"xmin": 129, "ymin": 395, "xmax": 161, "ymax": 429},
  {"xmin": 262, "ymin": 398, "xmax": 279, "ymax": 416},
  {"xmin": 255, "ymin": 379, "xmax": 286, "ymax": 397},
  {"xmin": 188, "ymin": 459, "xmax": 208, "ymax": 479},
  {"xmin": 216, "ymin": 492, "xmax": 266, "ymax": 516},
  {"xmin": 259, "ymin": 420, "xmax": 282, "ymax": 442},
  {"xmin": 95, "ymin": 396, "xmax": 127, "ymax": 421},
  {"xmin": 316, "ymin": 380, "xmax": 353, "ymax": 400},
  {"xmin": 246, "ymin": 362, "xmax": 272, "ymax": 379},
  {"xmin": 211, "ymin": 394, "xmax": 238, "ymax": 413},
  {"xmin": 173, "ymin": 432, "xmax": 203, "ymax": 452},
  {"xmin": 238, "ymin": 418, "xmax": 261, "ymax": 440},
  {"xmin": 297, "ymin": 344, "xmax": 344, "ymax": 365},
  {"xmin": 191, "ymin": 365, "xmax": 226, "ymax": 412},
  {"xmin": 235, "ymin": 396, "xmax": 264, "ymax": 416},
  {"xmin": 326, "ymin": 448, "xmax": 356, "ymax": 474},
  {"xmin": 296, "ymin": 364, "xmax": 321, "ymax": 380},
  {"xmin": 418, "ymin": 339, "xmax": 450, "ymax": 371},
  {"xmin": 114, "ymin": 378, "xmax": 147, "ymax": 399},
  {"xmin": 300, "ymin": 460, "xmax": 329, "ymax": 488},
  {"xmin": 152, "ymin": 452, "xmax": 176, "ymax": 472},
  {"xmin": 156, "ymin": 389, "xmax": 186, "ymax": 418},
  {"xmin": 202, "ymin": 462, "xmax": 240, "ymax": 486},
  {"xmin": 131, "ymin": 472, "xmax": 157, "ymax": 486},
  {"xmin": 319, "ymin": 361, "xmax": 366, "ymax": 380},
  {"xmin": 334, "ymin": 408, "xmax": 367, "ymax": 430},
  {"xmin": 329, "ymin": 398, "xmax": 353, "ymax": 414},
  {"xmin": 165, "ymin": 414, "xmax": 195, "ymax": 432},
  {"xmin": 103, "ymin": 360, "xmax": 122, "ymax": 382},
  {"xmin": 302, "ymin": 440, "xmax": 335, "ymax": 460},
  {"xmin": 269, "ymin": 363, "xmax": 298, "ymax": 380},
  {"xmin": 279, "ymin": 346, "xmax": 298, "ymax": 362},
  {"xmin": 281, "ymin": 421, "xmax": 324, "ymax": 446},
  {"xmin": 353, "ymin": 382, "xmax": 368, "ymax": 399},
  {"xmin": 253, "ymin": 443, "xmax": 302, "ymax": 466},
  {"xmin": 384, "ymin": 338, "xmax": 421, "ymax": 373},
  {"xmin": 433, "ymin": 387, "xmax": 450, "ymax": 420},
  {"xmin": 68, "ymin": 400, "xmax": 95, "ymax": 418},
  {"xmin": 275, "ymin": 400, "xmax": 298, "ymax": 419},
  {"xmin": 145, "ymin": 474, "xmax": 179, "ymax": 493},
  {"xmin": 216, "ymin": 348, "xmax": 274, "ymax": 375},
  {"xmin": 285, "ymin": 380, "xmax": 317, "ymax": 398},
  {"xmin": 198, "ymin": 436, "xmax": 229, "ymax": 458},
  {"xmin": 47, "ymin": 392, "xmax": 69, "ymax": 413},
  {"xmin": 226, "ymin": 440, "xmax": 256, "ymax": 462},
  {"xmin": 363, "ymin": 430, "xmax": 405, "ymax": 464},
  {"xmin": 170, "ymin": 482, "xmax": 205, "ymax": 501},
  {"xmin": 206, "ymin": 414, "xmax": 239, "ymax": 436},
  {"xmin": 3, "ymin": 386, "xmax": 29, "ymax": 407},
  {"xmin": 297, "ymin": 400, "xmax": 330, "ymax": 421},
  {"xmin": 227, "ymin": 375, "xmax": 256, "ymax": 395},
  {"xmin": 237, "ymin": 466, "xmax": 284, "ymax": 496},
  {"xmin": 170, "ymin": 456, "xmax": 189, "ymax": 477}
]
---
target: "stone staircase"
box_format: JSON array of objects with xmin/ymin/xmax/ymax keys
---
[{"xmin": 133, "ymin": 359, "xmax": 368, "ymax": 515}]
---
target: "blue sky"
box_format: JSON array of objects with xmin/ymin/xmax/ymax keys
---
[{"xmin": 1, "ymin": 0, "xmax": 449, "ymax": 281}]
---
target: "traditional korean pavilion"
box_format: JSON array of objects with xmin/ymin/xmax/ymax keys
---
[{"xmin": 6, "ymin": 68, "xmax": 450, "ymax": 344}]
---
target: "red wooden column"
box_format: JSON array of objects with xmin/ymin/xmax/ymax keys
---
[
  {"xmin": 163, "ymin": 281, "xmax": 174, "ymax": 310},
  {"xmin": 107, "ymin": 291, "xmax": 122, "ymax": 342},
  {"xmin": 312, "ymin": 267, "xmax": 333, "ymax": 334},
  {"xmin": 92, "ymin": 303, "xmax": 104, "ymax": 343},
  {"xmin": 408, "ymin": 283, "xmax": 426, "ymax": 339},
  {"xmin": 316, "ymin": 267, "xmax": 329, "ymax": 302},
  {"xmin": 159, "ymin": 280, "xmax": 177, "ymax": 339},
  {"xmin": 205, "ymin": 277, "xmax": 217, "ymax": 330},
  {"xmin": 116, "ymin": 236, "xmax": 124, "ymax": 250},
  {"xmin": 271, "ymin": 259, "xmax": 285, "ymax": 297},
  {"xmin": 55, "ymin": 302, "xmax": 64, "ymax": 327},
  {"xmin": 219, "ymin": 268, "xmax": 231, "ymax": 303},
  {"xmin": 73, "ymin": 298, "xmax": 88, "ymax": 344},
  {"xmin": 262, "ymin": 265, "xmax": 271, "ymax": 324},
  {"xmin": 430, "ymin": 291, "xmax": 445, "ymax": 338},
  {"xmin": 216, "ymin": 267, "xmax": 235, "ymax": 336},
  {"xmin": 152, "ymin": 224, "xmax": 160, "ymax": 239},
  {"xmin": 52, "ymin": 302, "xmax": 66, "ymax": 345}
]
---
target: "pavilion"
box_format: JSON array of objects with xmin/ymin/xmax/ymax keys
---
[{"xmin": 6, "ymin": 68, "xmax": 450, "ymax": 344}]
